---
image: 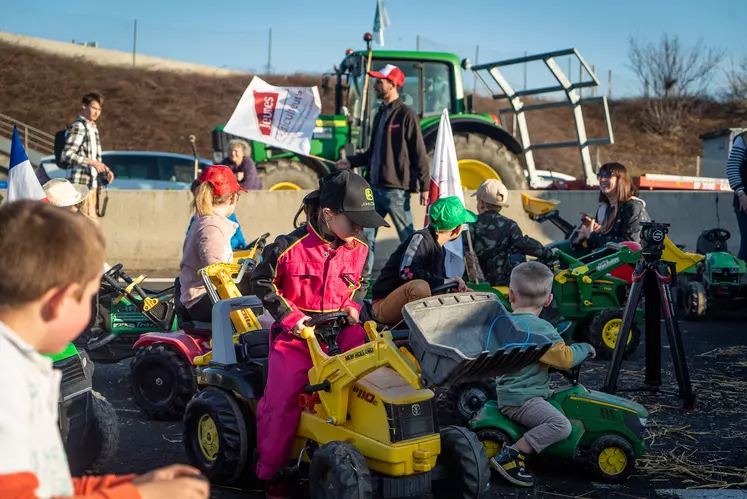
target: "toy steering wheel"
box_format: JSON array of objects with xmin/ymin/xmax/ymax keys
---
[
  {"xmin": 431, "ymin": 281, "xmax": 461, "ymax": 295},
  {"xmin": 704, "ymin": 228, "xmax": 730, "ymax": 243},
  {"xmin": 307, "ymin": 311, "xmax": 351, "ymax": 357},
  {"xmin": 103, "ymin": 263, "xmax": 124, "ymax": 282},
  {"xmin": 307, "ymin": 311, "xmax": 350, "ymax": 327}
]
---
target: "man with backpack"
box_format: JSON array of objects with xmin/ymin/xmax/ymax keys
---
[{"xmin": 55, "ymin": 92, "xmax": 114, "ymax": 223}]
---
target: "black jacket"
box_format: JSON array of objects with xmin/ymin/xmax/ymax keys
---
[
  {"xmin": 588, "ymin": 198, "xmax": 649, "ymax": 248},
  {"xmin": 348, "ymin": 98, "xmax": 430, "ymax": 193},
  {"xmin": 372, "ymin": 227, "xmax": 445, "ymax": 300}
]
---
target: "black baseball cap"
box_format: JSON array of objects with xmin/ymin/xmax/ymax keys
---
[{"xmin": 319, "ymin": 170, "xmax": 390, "ymax": 229}]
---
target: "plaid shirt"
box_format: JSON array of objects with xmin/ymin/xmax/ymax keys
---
[{"xmin": 61, "ymin": 116, "xmax": 102, "ymax": 189}]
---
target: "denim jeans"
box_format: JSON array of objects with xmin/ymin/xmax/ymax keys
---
[
  {"xmin": 363, "ymin": 186, "xmax": 415, "ymax": 275},
  {"xmin": 735, "ymin": 203, "xmax": 747, "ymax": 261}
]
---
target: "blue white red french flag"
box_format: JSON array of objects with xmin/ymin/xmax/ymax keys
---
[{"xmin": 8, "ymin": 126, "xmax": 48, "ymax": 202}]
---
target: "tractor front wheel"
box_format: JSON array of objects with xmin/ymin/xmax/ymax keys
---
[
  {"xmin": 259, "ymin": 158, "xmax": 319, "ymax": 191},
  {"xmin": 183, "ymin": 388, "xmax": 252, "ymax": 486},
  {"xmin": 308, "ymin": 440, "xmax": 373, "ymax": 499},
  {"xmin": 588, "ymin": 435, "xmax": 636, "ymax": 483},
  {"xmin": 448, "ymin": 132, "xmax": 527, "ymax": 191},
  {"xmin": 587, "ymin": 308, "xmax": 641, "ymax": 361},
  {"xmin": 475, "ymin": 428, "xmax": 514, "ymax": 478},
  {"xmin": 86, "ymin": 391, "xmax": 120, "ymax": 473},
  {"xmin": 433, "ymin": 426, "xmax": 491, "ymax": 499},
  {"xmin": 129, "ymin": 345, "xmax": 195, "ymax": 419},
  {"xmin": 684, "ymin": 282, "xmax": 707, "ymax": 319},
  {"xmin": 438, "ymin": 381, "xmax": 496, "ymax": 426}
]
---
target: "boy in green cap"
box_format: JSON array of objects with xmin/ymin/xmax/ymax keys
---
[{"xmin": 371, "ymin": 196, "xmax": 477, "ymax": 325}]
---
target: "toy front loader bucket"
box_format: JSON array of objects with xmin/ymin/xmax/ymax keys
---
[
  {"xmin": 402, "ymin": 293, "xmax": 553, "ymax": 387},
  {"xmin": 522, "ymin": 192, "xmax": 561, "ymax": 218},
  {"xmin": 662, "ymin": 237, "xmax": 704, "ymax": 273}
]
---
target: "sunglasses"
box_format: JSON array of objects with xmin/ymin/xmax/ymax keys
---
[{"xmin": 597, "ymin": 171, "xmax": 613, "ymax": 180}]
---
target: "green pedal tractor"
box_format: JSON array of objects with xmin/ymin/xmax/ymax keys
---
[
  {"xmin": 678, "ymin": 228, "xmax": 747, "ymax": 319},
  {"xmin": 469, "ymin": 363, "xmax": 648, "ymax": 483},
  {"xmin": 45, "ymin": 344, "xmax": 119, "ymax": 475}
]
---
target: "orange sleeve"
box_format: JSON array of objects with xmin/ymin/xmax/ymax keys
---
[
  {"xmin": 538, "ymin": 342, "xmax": 576, "ymax": 370},
  {"xmin": 0, "ymin": 472, "xmax": 141, "ymax": 499}
]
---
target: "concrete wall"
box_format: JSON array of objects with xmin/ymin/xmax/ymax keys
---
[{"xmin": 0, "ymin": 189, "xmax": 740, "ymax": 276}]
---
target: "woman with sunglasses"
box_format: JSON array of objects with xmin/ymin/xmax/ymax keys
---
[{"xmin": 574, "ymin": 162, "xmax": 649, "ymax": 249}]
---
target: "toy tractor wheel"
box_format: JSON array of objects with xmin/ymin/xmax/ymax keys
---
[
  {"xmin": 684, "ymin": 282, "xmax": 707, "ymax": 319},
  {"xmin": 308, "ymin": 441, "xmax": 373, "ymax": 499},
  {"xmin": 259, "ymin": 158, "xmax": 319, "ymax": 191},
  {"xmin": 183, "ymin": 388, "xmax": 252, "ymax": 485},
  {"xmin": 129, "ymin": 345, "xmax": 195, "ymax": 419},
  {"xmin": 85, "ymin": 391, "xmax": 120, "ymax": 472},
  {"xmin": 588, "ymin": 435, "xmax": 636, "ymax": 483},
  {"xmin": 438, "ymin": 381, "xmax": 497, "ymax": 426},
  {"xmin": 475, "ymin": 428, "xmax": 514, "ymax": 478},
  {"xmin": 433, "ymin": 426, "xmax": 491, "ymax": 499},
  {"xmin": 587, "ymin": 309, "xmax": 641, "ymax": 361}
]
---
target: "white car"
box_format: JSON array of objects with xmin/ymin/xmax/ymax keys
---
[{"xmin": 36, "ymin": 151, "xmax": 214, "ymax": 190}]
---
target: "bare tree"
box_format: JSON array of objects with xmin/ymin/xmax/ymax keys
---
[
  {"xmin": 628, "ymin": 34, "xmax": 726, "ymax": 136},
  {"xmin": 725, "ymin": 55, "xmax": 747, "ymax": 107}
]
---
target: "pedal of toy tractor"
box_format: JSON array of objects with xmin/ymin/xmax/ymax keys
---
[{"xmin": 403, "ymin": 292, "xmax": 553, "ymax": 387}]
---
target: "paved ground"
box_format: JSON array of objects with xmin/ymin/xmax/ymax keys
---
[{"xmin": 91, "ymin": 316, "xmax": 747, "ymax": 499}]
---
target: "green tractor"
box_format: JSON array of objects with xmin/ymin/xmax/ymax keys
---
[
  {"xmin": 45, "ymin": 343, "xmax": 119, "ymax": 475},
  {"xmin": 212, "ymin": 36, "xmax": 612, "ymax": 191},
  {"xmin": 678, "ymin": 228, "xmax": 747, "ymax": 319}
]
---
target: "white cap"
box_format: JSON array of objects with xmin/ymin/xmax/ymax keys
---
[{"xmin": 43, "ymin": 178, "xmax": 90, "ymax": 207}]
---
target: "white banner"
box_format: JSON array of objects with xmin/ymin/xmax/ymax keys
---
[{"xmin": 224, "ymin": 76, "xmax": 322, "ymax": 156}]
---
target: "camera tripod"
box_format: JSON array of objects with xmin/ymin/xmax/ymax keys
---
[{"xmin": 602, "ymin": 223, "xmax": 696, "ymax": 409}]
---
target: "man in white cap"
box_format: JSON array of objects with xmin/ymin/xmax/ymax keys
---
[
  {"xmin": 43, "ymin": 178, "xmax": 91, "ymax": 213},
  {"xmin": 466, "ymin": 179, "xmax": 556, "ymax": 286},
  {"xmin": 335, "ymin": 64, "xmax": 430, "ymax": 275}
]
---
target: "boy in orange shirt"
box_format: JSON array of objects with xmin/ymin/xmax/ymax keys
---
[{"xmin": 0, "ymin": 200, "xmax": 209, "ymax": 499}]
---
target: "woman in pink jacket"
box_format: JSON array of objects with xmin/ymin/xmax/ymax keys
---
[
  {"xmin": 250, "ymin": 170, "xmax": 389, "ymax": 499},
  {"xmin": 179, "ymin": 165, "xmax": 247, "ymax": 322}
]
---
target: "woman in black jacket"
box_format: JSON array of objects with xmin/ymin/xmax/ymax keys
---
[{"xmin": 575, "ymin": 162, "xmax": 649, "ymax": 248}]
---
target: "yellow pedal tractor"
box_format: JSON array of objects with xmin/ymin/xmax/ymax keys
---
[
  {"xmin": 183, "ymin": 292, "xmax": 555, "ymax": 498},
  {"xmin": 129, "ymin": 249, "xmax": 264, "ymax": 419}
]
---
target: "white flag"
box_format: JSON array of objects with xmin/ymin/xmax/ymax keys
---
[
  {"xmin": 425, "ymin": 109, "xmax": 465, "ymax": 278},
  {"xmin": 224, "ymin": 76, "xmax": 322, "ymax": 156},
  {"xmin": 373, "ymin": 0, "xmax": 391, "ymax": 47}
]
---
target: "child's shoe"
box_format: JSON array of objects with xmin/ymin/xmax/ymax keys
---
[
  {"xmin": 492, "ymin": 444, "xmax": 534, "ymax": 487},
  {"xmin": 266, "ymin": 481, "xmax": 290, "ymax": 499}
]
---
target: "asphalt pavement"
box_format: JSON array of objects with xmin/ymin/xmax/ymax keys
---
[{"xmin": 90, "ymin": 316, "xmax": 747, "ymax": 499}]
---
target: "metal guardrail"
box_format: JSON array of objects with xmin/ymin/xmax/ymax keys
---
[{"xmin": 0, "ymin": 112, "xmax": 55, "ymax": 156}]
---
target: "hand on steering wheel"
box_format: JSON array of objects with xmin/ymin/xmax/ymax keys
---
[{"xmin": 431, "ymin": 278, "xmax": 465, "ymax": 295}]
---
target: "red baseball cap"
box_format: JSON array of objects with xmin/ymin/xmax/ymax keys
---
[
  {"xmin": 368, "ymin": 64, "xmax": 406, "ymax": 87},
  {"xmin": 198, "ymin": 165, "xmax": 247, "ymax": 196}
]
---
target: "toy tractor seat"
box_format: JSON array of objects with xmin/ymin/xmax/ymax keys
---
[
  {"xmin": 402, "ymin": 292, "xmax": 553, "ymax": 387},
  {"xmin": 697, "ymin": 228, "xmax": 730, "ymax": 254},
  {"xmin": 237, "ymin": 328, "xmax": 272, "ymax": 360}
]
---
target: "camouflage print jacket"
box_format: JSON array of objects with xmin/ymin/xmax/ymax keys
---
[{"xmin": 466, "ymin": 210, "xmax": 554, "ymax": 286}]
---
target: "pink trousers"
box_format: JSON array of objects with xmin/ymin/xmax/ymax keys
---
[{"xmin": 255, "ymin": 323, "xmax": 365, "ymax": 481}]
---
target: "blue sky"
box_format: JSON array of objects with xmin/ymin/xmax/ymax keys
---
[{"xmin": 3, "ymin": 0, "xmax": 745, "ymax": 98}]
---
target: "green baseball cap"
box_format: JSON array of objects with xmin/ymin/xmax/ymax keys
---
[{"xmin": 429, "ymin": 196, "xmax": 478, "ymax": 231}]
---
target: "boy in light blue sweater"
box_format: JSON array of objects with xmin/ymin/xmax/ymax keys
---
[{"xmin": 493, "ymin": 261, "xmax": 595, "ymax": 487}]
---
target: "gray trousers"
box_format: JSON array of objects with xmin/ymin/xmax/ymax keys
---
[{"xmin": 500, "ymin": 397, "xmax": 572, "ymax": 453}]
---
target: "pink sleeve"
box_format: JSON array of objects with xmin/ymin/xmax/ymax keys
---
[{"xmin": 196, "ymin": 224, "xmax": 230, "ymax": 267}]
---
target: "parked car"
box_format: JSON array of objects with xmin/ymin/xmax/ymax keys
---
[{"xmin": 36, "ymin": 151, "xmax": 213, "ymax": 190}]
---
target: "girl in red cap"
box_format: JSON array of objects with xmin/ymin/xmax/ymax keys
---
[
  {"xmin": 251, "ymin": 170, "xmax": 389, "ymax": 499},
  {"xmin": 178, "ymin": 165, "xmax": 247, "ymax": 322}
]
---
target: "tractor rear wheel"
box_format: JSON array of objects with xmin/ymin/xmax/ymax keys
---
[
  {"xmin": 441, "ymin": 132, "xmax": 527, "ymax": 190},
  {"xmin": 433, "ymin": 426, "xmax": 491, "ymax": 499},
  {"xmin": 684, "ymin": 281, "xmax": 707, "ymax": 319},
  {"xmin": 129, "ymin": 345, "xmax": 195, "ymax": 419},
  {"xmin": 586, "ymin": 308, "xmax": 641, "ymax": 361},
  {"xmin": 475, "ymin": 428, "xmax": 514, "ymax": 478},
  {"xmin": 259, "ymin": 158, "xmax": 319, "ymax": 191},
  {"xmin": 183, "ymin": 388, "xmax": 252, "ymax": 486},
  {"xmin": 308, "ymin": 441, "xmax": 373, "ymax": 499}
]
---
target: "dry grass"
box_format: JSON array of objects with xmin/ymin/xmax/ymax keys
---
[{"xmin": 0, "ymin": 40, "xmax": 744, "ymax": 176}]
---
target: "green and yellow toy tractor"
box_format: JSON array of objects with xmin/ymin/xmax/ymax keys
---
[
  {"xmin": 182, "ymin": 292, "xmax": 555, "ymax": 498},
  {"xmin": 469, "ymin": 363, "xmax": 648, "ymax": 483}
]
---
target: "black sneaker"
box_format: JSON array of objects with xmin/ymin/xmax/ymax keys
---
[{"xmin": 491, "ymin": 445, "xmax": 534, "ymax": 487}]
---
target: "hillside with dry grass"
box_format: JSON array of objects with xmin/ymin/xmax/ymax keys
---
[{"xmin": 1, "ymin": 39, "xmax": 744, "ymax": 177}]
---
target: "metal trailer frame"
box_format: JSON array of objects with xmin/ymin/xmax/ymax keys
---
[{"xmin": 471, "ymin": 48, "xmax": 614, "ymax": 188}]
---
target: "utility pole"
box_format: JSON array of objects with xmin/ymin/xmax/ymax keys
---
[
  {"xmin": 473, "ymin": 45, "xmax": 479, "ymax": 97},
  {"xmin": 608, "ymin": 69, "xmax": 613, "ymax": 100},
  {"xmin": 267, "ymin": 28, "xmax": 272, "ymax": 74},
  {"xmin": 591, "ymin": 64, "xmax": 596, "ymax": 97},
  {"xmin": 416, "ymin": 35, "xmax": 420, "ymax": 51},
  {"xmin": 523, "ymin": 51, "xmax": 527, "ymax": 91},
  {"xmin": 579, "ymin": 61, "xmax": 584, "ymax": 98},
  {"xmin": 132, "ymin": 19, "xmax": 137, "ymax": 67}
]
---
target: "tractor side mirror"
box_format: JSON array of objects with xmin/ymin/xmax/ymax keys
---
[
  {"xmin": 321, "ymin": 76, "xmax": 330, "ymax": 97},
  {"xmin": 465, "ymin": 93, "xmax": 474, "ymax": 113}
]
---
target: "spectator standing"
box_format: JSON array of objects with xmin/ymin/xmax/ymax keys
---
[
  {"xmin": 60, "ymin": 92, "xmax": 114, "ymax": 224},
  {"xmin": 726, "ymin": 132, "xmax": 747, "ymax": 260},
  {"xmin": 220, "ymin": 139, "xmax": 262, "ymax": 190},
  {"xmin": 335, "ymin": 65, "xmax": 430, "ymax": 275}
]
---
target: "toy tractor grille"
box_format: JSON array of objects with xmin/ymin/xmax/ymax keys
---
[
  {"xmin": 55, "ymin": 355, "xmax": 86, "ymax": 389},
  {"xmin": 384, "ymin": 398, "xmax": 437, "ymax": 443},
  {"xmin": 599, "ymin": 406, "xmax": 617, "ymax": 422},
  {"xmin": 712, "ymin": 268, "xmax": 739, "ymax": 284}
]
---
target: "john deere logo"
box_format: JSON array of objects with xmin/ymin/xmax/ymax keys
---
[{"xmin": 365, "ymin": 188, "xmax": 374, "ymax": 201}]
